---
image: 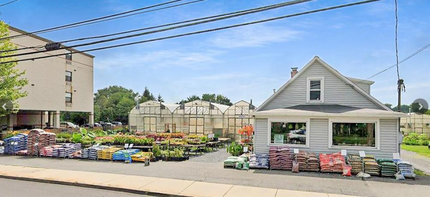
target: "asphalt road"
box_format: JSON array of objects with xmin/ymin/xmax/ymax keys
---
[{"xmin": 0, "ymin": 178, "xmax": 148, "ymax": 197}]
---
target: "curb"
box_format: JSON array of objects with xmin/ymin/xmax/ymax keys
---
[{"xmin": 0, "ymin": 175, "xmax": 187, "ymax": 197}]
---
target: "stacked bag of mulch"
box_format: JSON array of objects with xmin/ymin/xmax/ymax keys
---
[
  {"xmin": 397, "ymin": 161, "xmax": 416, "ymax": 179},
  {"xmin": 83, "ymin": 145, "xmax": 109, "ymax": 160},
  {"xmin": 99, "ymin": 147, "xmax": 122, "ymax": 160},
  {"xmin": 70, "ymin": 150, "xmax": 82, "ymax": 159},
  {"xmin": 224, "ymin": 156, "xmax": 245, "ymax": 168},
  {"xmin": 347, "ymin": 154, "xmax": 362, "ymax": 174},
  {"xmin": 27, "ymin": 129, "xmax": 56, "ymax": 156},
  {"xmin": 63, "ymin": 143, "xmax": 81, "ymax": 158},
  {"xmin": 131, "ymin": 152, "xmax": 153, "ymax": 162},
  {"xmin": 363, "ymin": 155, "xmax": 380, "ymax": 176},
  {"xmin": 40, "ymin": 145, "xmax": 61, "ymax": 157},
  {"xmin": 269, "ymin": 146, "xmax": 293, "ymax": 170},
  {"xmin": 305, "ymin": 152, "xmax": 320, "ymax": 172},
  {"xmin": 295, "ymin": 151, "xmax": 307, "ymax": 171},
  {"xmin": 52, "ymin": 146, "xmax": 66, "ymax": 158},
  {"xmin": 4, "ymin": 134, "xmax": 28, "ymax": 154},
  {"xmin": 39, "ymin": 132, "xmax": 56, "ymax": 149},
  {"xmin": 377, "ymin": 159, "xmax": 397, "ymax": 177},
  {"xmin": 320, "ymin": 152, "xmax": 344, "ymax": 173},
  {"xmin": 112, "ymin": 149, "xmax": 140, "ymax": 161},
  {"xmin": 249, "ymin": 153, "xmax": 269, "ymax": 169}
]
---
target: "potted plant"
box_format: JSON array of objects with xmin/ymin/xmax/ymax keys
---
[{"xmin": 152, "ymin": 144, "xmax": 162, "ymax": 161}]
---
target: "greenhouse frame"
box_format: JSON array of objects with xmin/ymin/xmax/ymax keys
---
[{"xmin": 129, "ymin": 100, "xmax": 254, "ymax": 139}]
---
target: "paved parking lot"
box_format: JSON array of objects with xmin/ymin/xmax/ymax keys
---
[{"xmin": 0, "ymin": 150, "xmax": 429, "ymax": 197}]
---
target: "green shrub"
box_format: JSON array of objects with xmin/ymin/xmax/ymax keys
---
[
  {"xmin": 403, "ymin": 133, "xmax": 429, "ymax": 145},
  {"xmin": 56, "ymin": 132, "xmax": 72, "ymax": 139},
  {"xmin": 418, "ymin": 134, "xmax": 429, "ymax": 141},
  {"xmin": 227, "ymin": 142, "xmax": 243, "ymax": 156},
  {"xmin": 152, "ymin": 144, "xmax": 162, "ymax": 157}
]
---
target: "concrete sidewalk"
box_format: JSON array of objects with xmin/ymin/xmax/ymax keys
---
[{"xmin": 0, "ymin": 164, "xmax": 354, "ymax": 197}]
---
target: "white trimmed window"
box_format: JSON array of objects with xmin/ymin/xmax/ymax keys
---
[
  {"xmin": 268, "ymin": 118, "xmax": 310, "ymax": 147},
  {"xmin": 65, "ymin": 92, "xmax": 72, "ymax": 103},
  {"xmin": 329, "ymin": 118, "xmax": 380, "ymax": 149},
  {"xmin": 307, "ymin": 77, "xmax": 324, "ymax": 102},
  {"xmin": 65, "ymin": 71, "xmax": 72, "ymax": 82}
]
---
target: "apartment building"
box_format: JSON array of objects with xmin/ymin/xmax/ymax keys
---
[{"xmin": 0, "ymin": 26, "xmax": 94, "ymax": 131}]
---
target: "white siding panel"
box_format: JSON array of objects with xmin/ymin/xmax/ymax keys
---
[
  {"xmin": 262, "ymin": 62, "xmax": 381, "ymax": 110},
  {"xmin": 254, "ymin": 118, "xmax": 269, "ymax": 154},
  {"xmin": 253, "ymin": 118, "xmax": 398, "ymax": 159}
]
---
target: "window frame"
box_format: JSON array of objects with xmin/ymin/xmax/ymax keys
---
[
  {"xmin": 328, "ymin": 118, "xmax": 380, "ymax": 150},
  {"xmin": 306, "ymin": 77, "xmax": 324, "ymax": 103},
  {"xmin": 65, "ymin": 71, "xmax": 72, "ymax": 82},
  {"xmin": 65, "ymin": 92, "xmax": 73, "ymax": 103},
  {"xmin": 65, "ymin": 53, "xmax": 72, "ymax": 61},
  {"xmin": 267, "ymin": 118, "xmax": 310, "ymax": 147}
]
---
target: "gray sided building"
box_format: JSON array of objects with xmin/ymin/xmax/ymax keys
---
[{"xmin": 253, "ymin": 56, "xmax": 405, "ymax": 158}]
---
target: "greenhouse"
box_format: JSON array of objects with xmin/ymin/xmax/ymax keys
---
[{"xmin": 129, "ymin": 100, "xmax": 254, "ymax": 139}]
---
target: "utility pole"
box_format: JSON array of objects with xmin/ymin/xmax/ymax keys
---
[{"xmin": 397, "ymin": 79, "xmax": 405, "ymax": 112}]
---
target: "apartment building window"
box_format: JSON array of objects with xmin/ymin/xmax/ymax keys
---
[
  {"xmin": 65, "ymin": 71, "xmax": 72, "ymax": 82},
  {"xmin": 66, "ymin": 53, "xmax": 72, "ymax": 61},
  {"xmin": 66, "ymin": 53, "xmax": 72, "ymax": 64},
  {"xmin": 65, "ymin": 92, "xmax": 72, "ymax": 103}
]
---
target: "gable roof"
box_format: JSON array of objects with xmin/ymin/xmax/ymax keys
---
[{"xmin": 256, "ymin": 56, "xmax": 392, "ymax": 112}]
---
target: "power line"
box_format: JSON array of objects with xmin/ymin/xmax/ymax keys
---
[
  {"xmin": 0, "ymin": 0, "xmax": 187, "ymax": 41},
  {"xmin": 367, "ymin": 41, "xmax": 430, "ymax": 79},
  {"xmin": 0, "ymin": 0, "xmax": 380, "ymax": 65},
  {"xmin": 2, "ymin": 0, "xmax": 313, "ymax": 58},
  {"xmin": 3, "ymin": 0, "xmax": 300, "ymax": 53},
  {"xmin": 27, "ymin": 0, "xmax": 207, "ymax": 37},
  {"xmin": 394, "ymin": 0, "xmax": 400, "ymax": 80},
  {"xmin": 0, "ymin": 0, "xmax": 19, "ymax": 7},
  {"xmin": 1, "ymin": 0, "xmax": 206, "ymax": 53}
]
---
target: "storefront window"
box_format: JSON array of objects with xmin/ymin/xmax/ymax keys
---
[
  {"xmin": 332, "ymin": 122, "xmax": 375, "ymax": 147},
  {"xmin": 270, "ymin": 122, "xmax": 307, "ymax": 145}
]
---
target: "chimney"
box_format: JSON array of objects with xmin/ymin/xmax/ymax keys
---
[{"xmin": 291, "ymin": 67, "xmax": 298, "ymax": 78}]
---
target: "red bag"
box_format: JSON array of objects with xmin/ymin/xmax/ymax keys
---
[{"xmin": 342, "ymin": 164, "xmax": 352, "ymax": 176}]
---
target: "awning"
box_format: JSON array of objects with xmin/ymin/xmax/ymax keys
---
[{"xmin": 253, "ymin": 104, "xmax": 407, "ymax": 118}]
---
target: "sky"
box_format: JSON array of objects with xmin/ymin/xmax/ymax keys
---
[{"xmin": 2, "ymin": 0, "xmax": 429, "ymax": 107}]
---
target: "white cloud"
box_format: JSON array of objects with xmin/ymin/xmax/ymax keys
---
[
  {"xmin": 96, "ymin": 50, "xmax": 222, "ymax": 70},
  {"xmin": 209, "ymin": 25, "xmax": 301, "ymax": 48}
]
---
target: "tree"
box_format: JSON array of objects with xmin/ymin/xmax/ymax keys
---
[
  {"xmin": 139, "ymin": 87, "xmax": 155, "ymax": 103},
  {"xmin": 0, "ymin": 21, "xmax": 28, "ymax": 117},
  {"xmin": 202, "ymin": 94, "xmax": 216, "ymax": 102},
  {"xmin": 61, "ymin": 112, "xmax": 88, "ymax": 125},
  {"xmin": 177, "ymin": 95, "xmax": 200, "ymax": 104},
  {"xmin": 157, "ymin": 94, "xmax": 164, "ymax": 102},
  {"xmin": 384, "ymin": 103, "xmax": 392, "ymax": 109},
  {"xmin": 93, "ymin": 86, "xmax": 138, "ymax": 124},
  {"xmin": 215, "ymin": 94, "xmax": 233, "ymax": 106},
  {"xmin": 392, "ymin": 104, "xmax": 410, "ymax": 113},
  {"xmin": 178, "ymin": 94, "xmax": 233, "ymax": 106}
]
